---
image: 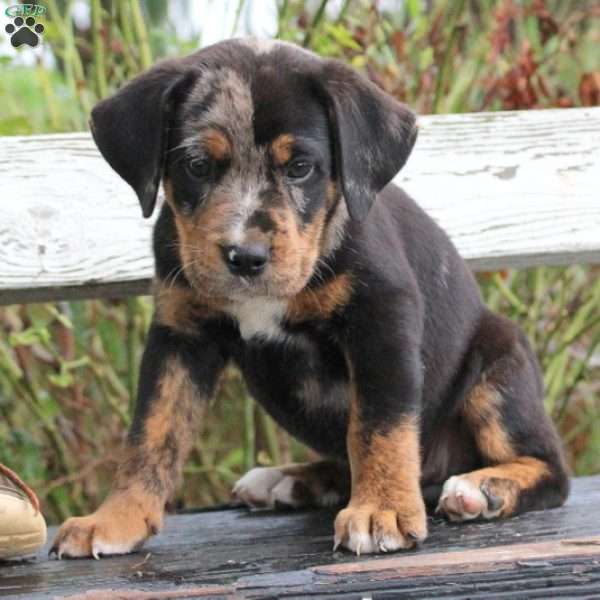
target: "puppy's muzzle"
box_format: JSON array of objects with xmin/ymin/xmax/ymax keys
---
[{"xmin": 220, "ymin": 243, "xmax": 270, "ymax": 277}]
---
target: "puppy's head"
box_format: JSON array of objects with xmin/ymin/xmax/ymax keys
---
[{"xmin": 91, "ymin": 39, "xmax": 417, "ymax": 299}]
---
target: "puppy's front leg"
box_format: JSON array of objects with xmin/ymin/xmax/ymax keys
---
[
  {"xmin": 52, "ymin": 322, "xmax": 226, "ymax": 559},
  {"xmin": 335, "ymin": 293, "xmax": 427, "ymax": 554}
]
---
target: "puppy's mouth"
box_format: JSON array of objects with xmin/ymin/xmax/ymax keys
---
[{"xmin": 184, "ymin": 263, "xmax": 309, "ymax": 301}]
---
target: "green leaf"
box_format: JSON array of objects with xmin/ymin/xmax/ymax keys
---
[
  {"xmin": 419, "ymin": 46, "xmax": 434, "ymax": 70},
  {"xmin": 406, "ymin": 0, "xmax": 422, "ymax": 20},
  {"xmin": 49, "ymin": 371, "xmax": 74, "ymax": 388},
  {"xmin": 323, "ymin": 23, "xmax": 362, "ymax": 51},
  {"xmin": 9, "ymin": 327, "xmax": 50, "ymax": 347}
]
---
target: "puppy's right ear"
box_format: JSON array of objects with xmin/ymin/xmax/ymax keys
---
[{"xmin": 90, "ymin": 62, "xmax": 198, "ymax": 218}]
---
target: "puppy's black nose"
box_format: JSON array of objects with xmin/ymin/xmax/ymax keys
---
[{"xmin": 221, "ymin": 244, "xmax": 270, "ymax": 277}]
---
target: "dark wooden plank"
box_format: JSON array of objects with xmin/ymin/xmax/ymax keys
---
[
  {"xmin": 313, "ymin": 536, "xmax": 600, "ymax": 577},
  {"xmin": 0, "ymin": 280, "xmax": 152, "ymax": 306},
  {"xmin": 259, "ymin": 556, "xmax": 600, "ymax": 599},
  {"xmin": 0, "ymin": 476, "xmax": 599, "ymax": 599}
]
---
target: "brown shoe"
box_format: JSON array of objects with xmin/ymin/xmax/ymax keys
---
[{"xmin": 0, "ymin": 464, "xmax": 47, "ymax": 560}]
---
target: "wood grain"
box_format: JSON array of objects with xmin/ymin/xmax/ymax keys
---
[
  {"xmin": 315, "ymin": 536, "xmax": 600, "ymax": 576},
  {"xmin": 1, "ymin": 476, "xmax": 599, "ymax": 599},
  {"xmin": 399, "ymin": 108, "xmax": 600, "ymax": 271},
  {"xmin": 0, "ymin": 107, "xmax": 599, "ymax": 304}
]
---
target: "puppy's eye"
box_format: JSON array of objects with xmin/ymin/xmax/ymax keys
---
[
  {"xmin": 285, "ymin": 159, "xmax": 313, "ymax": 182},
  {"xmin": 186, "ymin": 158, "xmax": 211, "ymax": 179}
]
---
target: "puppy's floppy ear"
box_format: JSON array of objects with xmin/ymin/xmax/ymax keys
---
[
  {"xmin": 318, "ymin": 60, "xmax": 418, "ymax": 221},
  {"xmin": 90, "ymin": 61, "xmax": 197, "ymax": 218}
]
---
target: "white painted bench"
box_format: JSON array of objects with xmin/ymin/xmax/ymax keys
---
[
  {"xmin": 1, "ymin": 107, "xmax": 599, "ymax": 305},
  {"xmin": 2, "ymin": 106, "xmax": 600, "ymax": 598}
]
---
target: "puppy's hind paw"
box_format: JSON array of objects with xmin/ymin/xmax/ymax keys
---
[
  {"xmin": 233, "ymin": 463, "xmax": 347, "ymax": 510},
  {"xmin": 436, "ymin": 475, "xmax": 504, "ymax": 522},
  {"xmin": 232, "ymin": 466, "xmax": 297, "ymax": 509}
]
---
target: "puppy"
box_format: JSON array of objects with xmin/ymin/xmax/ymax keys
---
[{"xmin": 51, "ymin": 38, "xmax": 568, "ymax": 558}]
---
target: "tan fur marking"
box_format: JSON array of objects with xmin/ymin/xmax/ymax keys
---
[
  {"xmin": 164, "ymin": 178, "xmax": 176, "ymax": 210},
  {"xmin": 201, "ymin": 128, "xmax": 231, "ymax": 160},
  {"xmin": 326, "ymin": 180, "xmax": 338, "ymax": 209},
  {"xmin": 164, "ymin": 178, "xmax": 237, "ymax": 289},
  {"xmin": 463, "ymin": 384, "xmax": 515, "ymax": 462},
  {"xmin": 271, "ymin": 133, "xmax": 295, "ymax": 165},
  {"xmin": 52, "ymin": 358, "xmax": 207, "ymax": 557},
  {"xmin": 268, "ymin": 205, "xmax": 327, "ymax": 296},
  {"xmin": 348, "ymin": 409, "xmax": 423, "ymax": 522},
  {"xmin": 286, "ymin": 273, "xmax": 352, "ymax": 323},
  {"xmin": 456, "ymin": 383, "xmax": 551, "ymax": 516},
  {"xmin": 120, "ymin": 357, "xmax": 204, "ymax": 500},
  {"xmin": 143, "ymin": 360, "xmax": 193, "ymax": 457},
  {"xmin": 321, "ymin": 180, "xmax": 348, "ymax": 257},
  {"xmin": 334, "ymin": 397, "xmax": 427, "ymax": 551},
  {"xmin": 154, "ymin": 281, "xmax": 225, "ymax": 334},
  {"xmin": 53, "ymin": 480, "xmax": 164, "ymax": 557}
]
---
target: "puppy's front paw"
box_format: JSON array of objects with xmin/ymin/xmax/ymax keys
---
[
  {"xmin": 333, "ymin": 502, "xmax": 427, "ymax": 555},
  {"xmin": 50, "ymin": 494, "xmax": 162, "ymax": 559}
]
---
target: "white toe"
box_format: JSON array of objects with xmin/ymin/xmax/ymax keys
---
[
  {"xmin": 270, "ymin": 475, "xmax": 301, "ymax": 507},
  {"xmin": 56, "ymin": 540, "xmax": 90, "ymax": 559},
  {"xmin": 319, "ymin": 489, "xmax": 342, "ymax": 508},
  {"xmin": 438, "ymin": 475, "xmax": 502, "ymax": 521},
  {"xmin": 232, "ymin": 467, "xmax": 284, "ymax": 508},
  {"xmin": 91, "ymin": 539, "xmax": 138, "ymax": 558},
  {"xmin": 345, "ymin": 529, "xmax": 377, "ymax": 555},
  {"xmin": 376, "ymin": 534, "xmax": 405, "ymax": 553}
]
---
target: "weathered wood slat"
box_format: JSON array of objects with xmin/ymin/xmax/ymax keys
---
[
  {"xmin": 0, "ymin": 107, "xmax": 599, "ymax": 305},
  {"xmin": 400, "ymin": 108, "xmax": 600, "ymax": 270},
  {"xmin": 1, "ymin": 476, "xmax": 600, "ymax": 599}
]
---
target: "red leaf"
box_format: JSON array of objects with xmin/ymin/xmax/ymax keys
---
[{"xmin": 579, "ymin": 73, "xmax": 600, "ymax": 106}]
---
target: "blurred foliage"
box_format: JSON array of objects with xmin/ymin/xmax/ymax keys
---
[{"xmin": 0, "ymin": 0, "xmax": 599, "ymax": 524}]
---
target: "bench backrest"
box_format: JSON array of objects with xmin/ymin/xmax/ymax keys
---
[{"xmin": 1, "ymin": 107, "xmax": 599, "ymax": 305}]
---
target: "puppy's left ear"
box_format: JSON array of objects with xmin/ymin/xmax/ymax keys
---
[{"xmin": 318, "ymin": 60, "xmax": 418, "ymax": 221}]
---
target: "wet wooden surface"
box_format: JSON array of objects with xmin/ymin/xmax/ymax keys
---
[{"xmin": 1, "ymin": 476, "xmax": 599, "ymax": 599}]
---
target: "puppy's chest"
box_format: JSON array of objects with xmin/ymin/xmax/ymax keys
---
[
  {"xmin": 227, "ymin": 297, "xmax": 289, "ymax": 342},
  {"xmin": 224, "ymin": 272, "xmax": 352, "ymax": 342}
]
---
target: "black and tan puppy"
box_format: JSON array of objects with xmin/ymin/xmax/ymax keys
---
[{"xmin": 51, "ymin": 39, "xmax": 568, "ymax": 558}]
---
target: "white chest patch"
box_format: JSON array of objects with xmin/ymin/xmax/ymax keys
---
[{"xmin": 228, "ymin": 297, "xmax": 287, "ymax": 341}]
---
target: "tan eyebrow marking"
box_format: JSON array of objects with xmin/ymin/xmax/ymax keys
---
[
  {"xmin": 271, "ymin": 133, "xmax": 295, "ymax": 165},
  {"xmin": 201, "ymin": 128, "xmax": 231, "ymax": 160}
]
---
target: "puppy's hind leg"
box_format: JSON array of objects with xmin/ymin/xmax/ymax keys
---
[
  {"xmin": 232, "ymin": 460, "xmax": 350, "ymax": 509},
  {"xmin": 437, "ymin": 312, "xmax": 569, "ymax": 522}
]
